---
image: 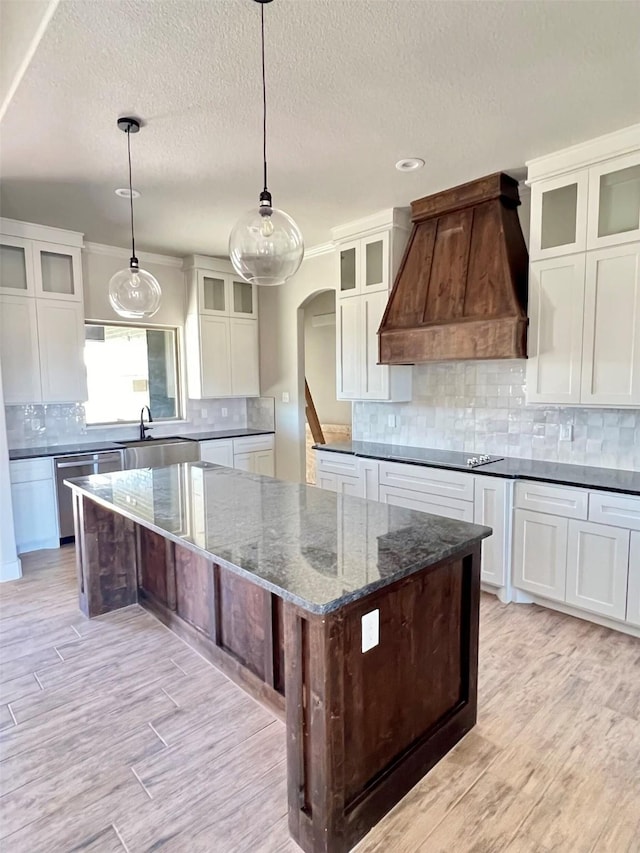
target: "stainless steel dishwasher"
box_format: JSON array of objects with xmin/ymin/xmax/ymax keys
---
[{"xmin": 54, "ymin": 450, "xmax": 124, "ymax": 541}]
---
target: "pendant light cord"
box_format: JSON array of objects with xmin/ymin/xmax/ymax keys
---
[
  {"xmin": 261, "ymin": 2, "xmax": 268, "ymax": 195},
  {"xmin": 127, "ymin": 125, "xmax": 137, "ymax": 262}
]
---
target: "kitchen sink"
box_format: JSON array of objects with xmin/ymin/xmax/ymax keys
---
[{"xmin": 117, "ymin": 437, "xmax": 199, "ymax": 469}]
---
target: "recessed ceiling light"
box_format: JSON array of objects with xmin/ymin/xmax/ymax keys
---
[
  {"xmin": 115, "ymin": 187, "xmax": 140, "ymax": 199},
  {"xmin": 395, "ymin": 158, "xmax": 425, "ymax": 172}
]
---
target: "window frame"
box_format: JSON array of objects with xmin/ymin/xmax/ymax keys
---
[{"xmin": 83, "ymin": 319, "xmax": 185, "ymax": 427}]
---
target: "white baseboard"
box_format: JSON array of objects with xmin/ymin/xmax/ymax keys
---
[
  {"xmin": 0, "ymin": 557, "xmax": 22, "ymax": 582},
  {"xmin": 517, "ymin": 591, "xmax": 640, "ymax": 639}
]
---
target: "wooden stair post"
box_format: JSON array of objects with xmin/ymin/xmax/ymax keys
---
[{"xmin": 305, "ymin": 380, "xmax": 325, "ymax": 445}]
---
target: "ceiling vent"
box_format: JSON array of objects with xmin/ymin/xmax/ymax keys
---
[{"xmin": 378, "ymin": 172, "xmax": 529, "ymax": 363}]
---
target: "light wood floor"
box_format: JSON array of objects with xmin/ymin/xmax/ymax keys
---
[{"xmin": 0, "ymin": 548, "xmax": 639, "ymax": 853}]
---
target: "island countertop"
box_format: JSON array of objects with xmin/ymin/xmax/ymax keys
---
[{"xmin": 65, "ymin": 461, "xmax": 490, "ymax": 615}]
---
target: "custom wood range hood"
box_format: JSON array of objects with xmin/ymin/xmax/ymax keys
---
[{"xmin": 378, "ymin": 172, "xmax": 529, "ymax": 363}]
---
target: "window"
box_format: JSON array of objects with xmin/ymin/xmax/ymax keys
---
[{"xmin": 84, "ymin": 323, "xmax": 181, "ymax": 425}]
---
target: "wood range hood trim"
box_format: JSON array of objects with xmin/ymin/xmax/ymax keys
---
[{"xmin": 378, "ymin": 172, "xmax": 529, "ymax": 364}]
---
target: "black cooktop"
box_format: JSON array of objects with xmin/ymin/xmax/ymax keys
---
[{"xmin": 393, "ymin": 448, "xmax": 504, "ymax": 469}]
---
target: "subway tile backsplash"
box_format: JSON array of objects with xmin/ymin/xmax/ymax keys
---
[
  {"xmin": 5, "ymin": 397, "xmax": 275, "ymax": 448},
  {"xmin": 353, "ymin": 361, "xmax": 640, "ymax": 472}
]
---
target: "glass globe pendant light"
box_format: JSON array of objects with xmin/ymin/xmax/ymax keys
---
[
  {"xmin": 229, "ymin": 0, "xmax": 304, "ymax": 286},
  {"xmin": 108, "ymin": 117, "xmax": 162, "ymax": 319}
]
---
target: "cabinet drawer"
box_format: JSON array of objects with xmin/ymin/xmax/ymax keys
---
[
  {"xmin": 316, "ymin": 451, "xmax": 359, "ymax": 478},
  {"xmin": 232, "ymin": 434, "xmax": 274, "ymax": 454},
  {"xmin": 588, "ymin": 491, "xmax": 640, "ymax": 532},
  {"xmin": 379, "ymin": 485, "xmax": 474, "ymax": 522},
  {"xmin": 379, "ymin": 461, "xmax": 474, "ymax": 502},
  {"xmin": 200, "ymin": 439, "xmax": 234, "ymax": 467},
  {"xmin": 10, "ymin": 457, "xmax": 54, "ymax": 483},
  {"xmin": 515, "ymin": 481, "xmax": 588, "ymax": 519}
]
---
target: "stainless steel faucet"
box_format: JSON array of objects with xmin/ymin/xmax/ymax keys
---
[{"xmin": 139, "ymin": 406, "xmax": 154, "ymax": 440}]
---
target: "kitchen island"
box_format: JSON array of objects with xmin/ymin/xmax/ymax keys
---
[{"xmin": 66, "ymin": 463, "xmax": 490, "ymax": 853}]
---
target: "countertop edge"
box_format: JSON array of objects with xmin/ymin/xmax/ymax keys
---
[
  {"xmin": 65, "ymin": 478, "xmax": 490, "ymax": 616},
  {"xmin": 312, "ymin": 444, "xmax": 640, "ymax": 496}
]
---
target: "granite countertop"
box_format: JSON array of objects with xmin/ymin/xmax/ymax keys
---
[
  {"xmin": 8, "ymin": 429, "xmax": 274, "ymax": 461},
  {"xmin": 315, "ymin": 441, "xmax": 640, "ymax": 496},
  {"xmin": 65, "ymin": 463, "xmax": 490, "ymax": 615}
]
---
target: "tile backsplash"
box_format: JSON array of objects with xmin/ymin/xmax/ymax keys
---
[
  {"xmin": 353, "ymin": 361, "xmax": 640, "ymax": 471},
  {"xmin": 5, "ymin": 397, "xmax": 275, "ymax": 448}
]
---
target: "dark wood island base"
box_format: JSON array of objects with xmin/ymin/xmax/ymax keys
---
[{"xmin": 71, "ymin": 476, "xmax": 484, "ymax": 853}]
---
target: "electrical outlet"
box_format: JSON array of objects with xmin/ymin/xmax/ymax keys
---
[
  {"xmin": 221, "ymin": 407, "xmax": 228, "ymax": 417},
  {"xmin": 388, "ymin": 414, "xmax": 397, "ymax": 428},
  {"xmin": 282, "ymin": 391, "xmax": 290, "ymax": 403},
  {"xmin": 361, "ymin": 609, "xmax": 379, "ymax": 653},
  {"xmin": 560, "ymin": 424, "xmax": 574, "ymax": 441},
  {"xmin": 200, "ymin": 408, "xmax": 207, "ymax": 418}
]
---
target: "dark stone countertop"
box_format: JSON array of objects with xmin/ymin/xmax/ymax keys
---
[
  {"xmin": 315, "ymin": 441, "xmax": 640, "ymax": 496},
  {"xmin": 176, "ymin": 429, "xmax": 275, "ymax": 441},
  {"xmin": 8, "ymin": 429, "xmax": 274, "ymax": 461},
  {"xmin": 65, "ymin": 463, "xmax": 490, "ymax": 615}
]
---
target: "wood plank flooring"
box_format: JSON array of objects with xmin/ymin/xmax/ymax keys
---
[{"xmin": 0, "ymin": 547, "xmax": 638, "ymax": 852}]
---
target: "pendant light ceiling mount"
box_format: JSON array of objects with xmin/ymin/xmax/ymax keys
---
[
  {"xmin": 228, "ymin": 0, "xmax": 304, "ymax": 287},
  {"xmin": 108, "ymin": 115, "xmax": 162, "ymax": 319}
]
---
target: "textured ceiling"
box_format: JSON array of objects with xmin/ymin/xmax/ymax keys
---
[{"xmin": 1, "ymin": 0, "xmax": 640, "ymax": 257}]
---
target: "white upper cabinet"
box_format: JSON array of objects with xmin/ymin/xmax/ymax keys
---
[
  {"xmin": 580, "ymin": 245, "xmax": 640, "ymax": 406},
  {"xmin": 0, "ymin": 219, "xmax": 86, "ymax": 403},
  {"xmin": 529, "ymin": 171, "xmax": 589, "ymax": 261},
  {"xmin": 33, "ymin": 242, "xmax": 82, "ymax": 301},
  {"xmin": 184, "ymin": 256, "xmax": 260, "ymax": 399},
  {"xmin": 332, "ymin": 210, "xmax": 412, "ymax": 402},
  {"xmin": 526, "ymin": 124, "xmax": 640, "ymax": 407},
  {"xmin": 0, "ymin": 236, "xmax": 35, "ymax": 295},
  {"xmin": 0, "ymin": 295, "xmax": 42, "ymax": 403},
  {"xmin": 587, "ymin": 152, "xmax": 640, "ymax": 250}
]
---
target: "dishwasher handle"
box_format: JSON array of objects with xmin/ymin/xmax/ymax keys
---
[{"xmin": 55, "ymin": 460, "xmax": 96, "ymax": 470}]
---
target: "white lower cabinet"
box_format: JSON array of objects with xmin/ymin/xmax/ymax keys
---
[
  {"xmin": 513, "ymin": 509, "xmax": 568, "ymax": 602},
  {"xmin": 199, "ymin": 439, "xmax": 234, "ymax": 467},
  {"xmin": 379, "ymin": 484, "xmax": 473, "ymax": 522},
  {"xmin": 473, "ymin": 476, "xmax": 508, "ymax": 588},
  {"xmin": 232, "ymin": 435, "xmax": 275, "ymax": 477},
  {"xmin": 627, "ymin": 532, "xmax": 640, "ymax": 627},
  {"xmin": 565, "ymin": 520, "xmax": 630, "ymax": 620},
  {"xmin": 317, "ymin": 471, "xmax": 364, "ymax": 497},
  {"xmin": 252, "ymin": 449, "xmax": 275, "ymax": 477},
  {"xmin": 10, "ymin": 458, "xmax": 59, "ymax": 553}
]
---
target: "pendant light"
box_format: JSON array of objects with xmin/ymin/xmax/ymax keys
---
[
  {"xmin": 229, "ymin": 0, "xmax": 304, "ymax": 287},
  {"xmin": 108, "ymin": 117, "xmax": 162, "ymax": 319}
]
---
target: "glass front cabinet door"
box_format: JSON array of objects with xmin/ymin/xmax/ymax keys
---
[
  {"xmin": 587, "ymin": 152, "xmax": 640, "ymax": 250},
  {"xmin": 362, "ymin": 232, "xmax": 389, "ymax": 293},
  {"xmin": 530, "ymin": 171, "xmax": 589, "ymax": 260},
  {"xmin": 33, "ymin": 243, "xmax": 83, "ymax": 301},
  {"xmin": 199, "ymin": 273, "xmax": 227, "ymax": 315},
  {"xmin": 0, "ymin": 236, "xmax": 35, "ymax": 296},
  {"xmin": 338, "ymin": 242, "xmax": 359, "ymax": 295},
  {"xmin": 231, "ymin": 279, "xmax": 257, "ymax": 318}
]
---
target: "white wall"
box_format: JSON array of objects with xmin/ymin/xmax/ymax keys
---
[
  {"xmin": 259, "ymin": 250, "xmax": 335, "ymax": 483},
  {"xmin": 303, "ymin": 291, "xmax": 351, "ymax": 427},
  {"xmin": 0, "ymin": 364, "xmax": 21, "ymax": 581},
  {"xmin": 82, "ymin": 245, "xmax": 186, "ymax": 326}
]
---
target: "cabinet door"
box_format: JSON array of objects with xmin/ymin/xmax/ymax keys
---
[
  {"xmin": 317, "ymin": 471, "xmax": 338, "ymax": 492},
  {"xmin": 379, "ymin": 485, "xmax": 474, "ymax": 522},
  {"xmin": 336, "ymin": 473, "xmax": 365, "ymax": 497},
  {"xmin": 361, "ymin": 232, "xmax": 389, "ymax": 294},
  {"xmin": 198, "ymin": 272, "xmax": 228, "ymax": 315},
  {"xmin": 587, "ymin": 152, "xmax": 640, "ymax": 250},
  {"xmin": 627, "ymin": 532, "xmax": 640, "ymax": 627},
  {"xmin": 0, "ymin": 295, "xmax": 42, "ymax": 403},
  {"xmin": 12, "ymin": 479, "xmax": 59, "ymax": 553},
  {"xmin": 473, "ymin": 476, "xmax": 507, "ymax": 587},
  {"xmin": 529, "ymin": 170, "xmax": 589, "ymax": 260},
  {"xmin": 200, "ymin": 439, "xmax": 234, "ymax": 467},
  {"xmin": 36, "ymin": 300, "xmax": 87, "ymax": 402},
  {"xmin": 566, "ymin": 520, "xmax": 630, "ymax": 620},
  {"xmin": 253, "ymin": 449, "xmax": 275, "ymax": 477},
  {"xmin": 230, "ymin": 318, "xmax": 259, "ymax": 396},
  {"xmin": 230, "ymin": 279, "xmax": 257, "ymax": 319},
  {"xmin": 200, "ymin": 316, "xmax": 232, "ymax": 397},
  {"xmin": 338, "ymin": 241, "xmax": 359, "ymax": 296},
  {"xmin": 362, "ymin": 291, "xmax": 390, "ymax": 400},
  {"xmin": 233, "ymin": 451, "xmax": 254, "ymax": 473},
  {"xmin": 580, "ymin": 244, "xmax": 640, "ymax": 407},
  {"xmin": 0, "ymin": 236, "xmax": 35, "ymax": 295},
  {"xmin": 33, "ymin": 243, "xmax": 82, "ymax": 301},
  {"xmin": 513, "ymin": 509, "xmax": 568, "ymax": 602},
  {"xmin": 336, "ymin": 296, "xmax": 361, "ymax": 399},
  {"xmin": 526, "ymin": 256, "xmax": 586, "ymax": 404}
]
